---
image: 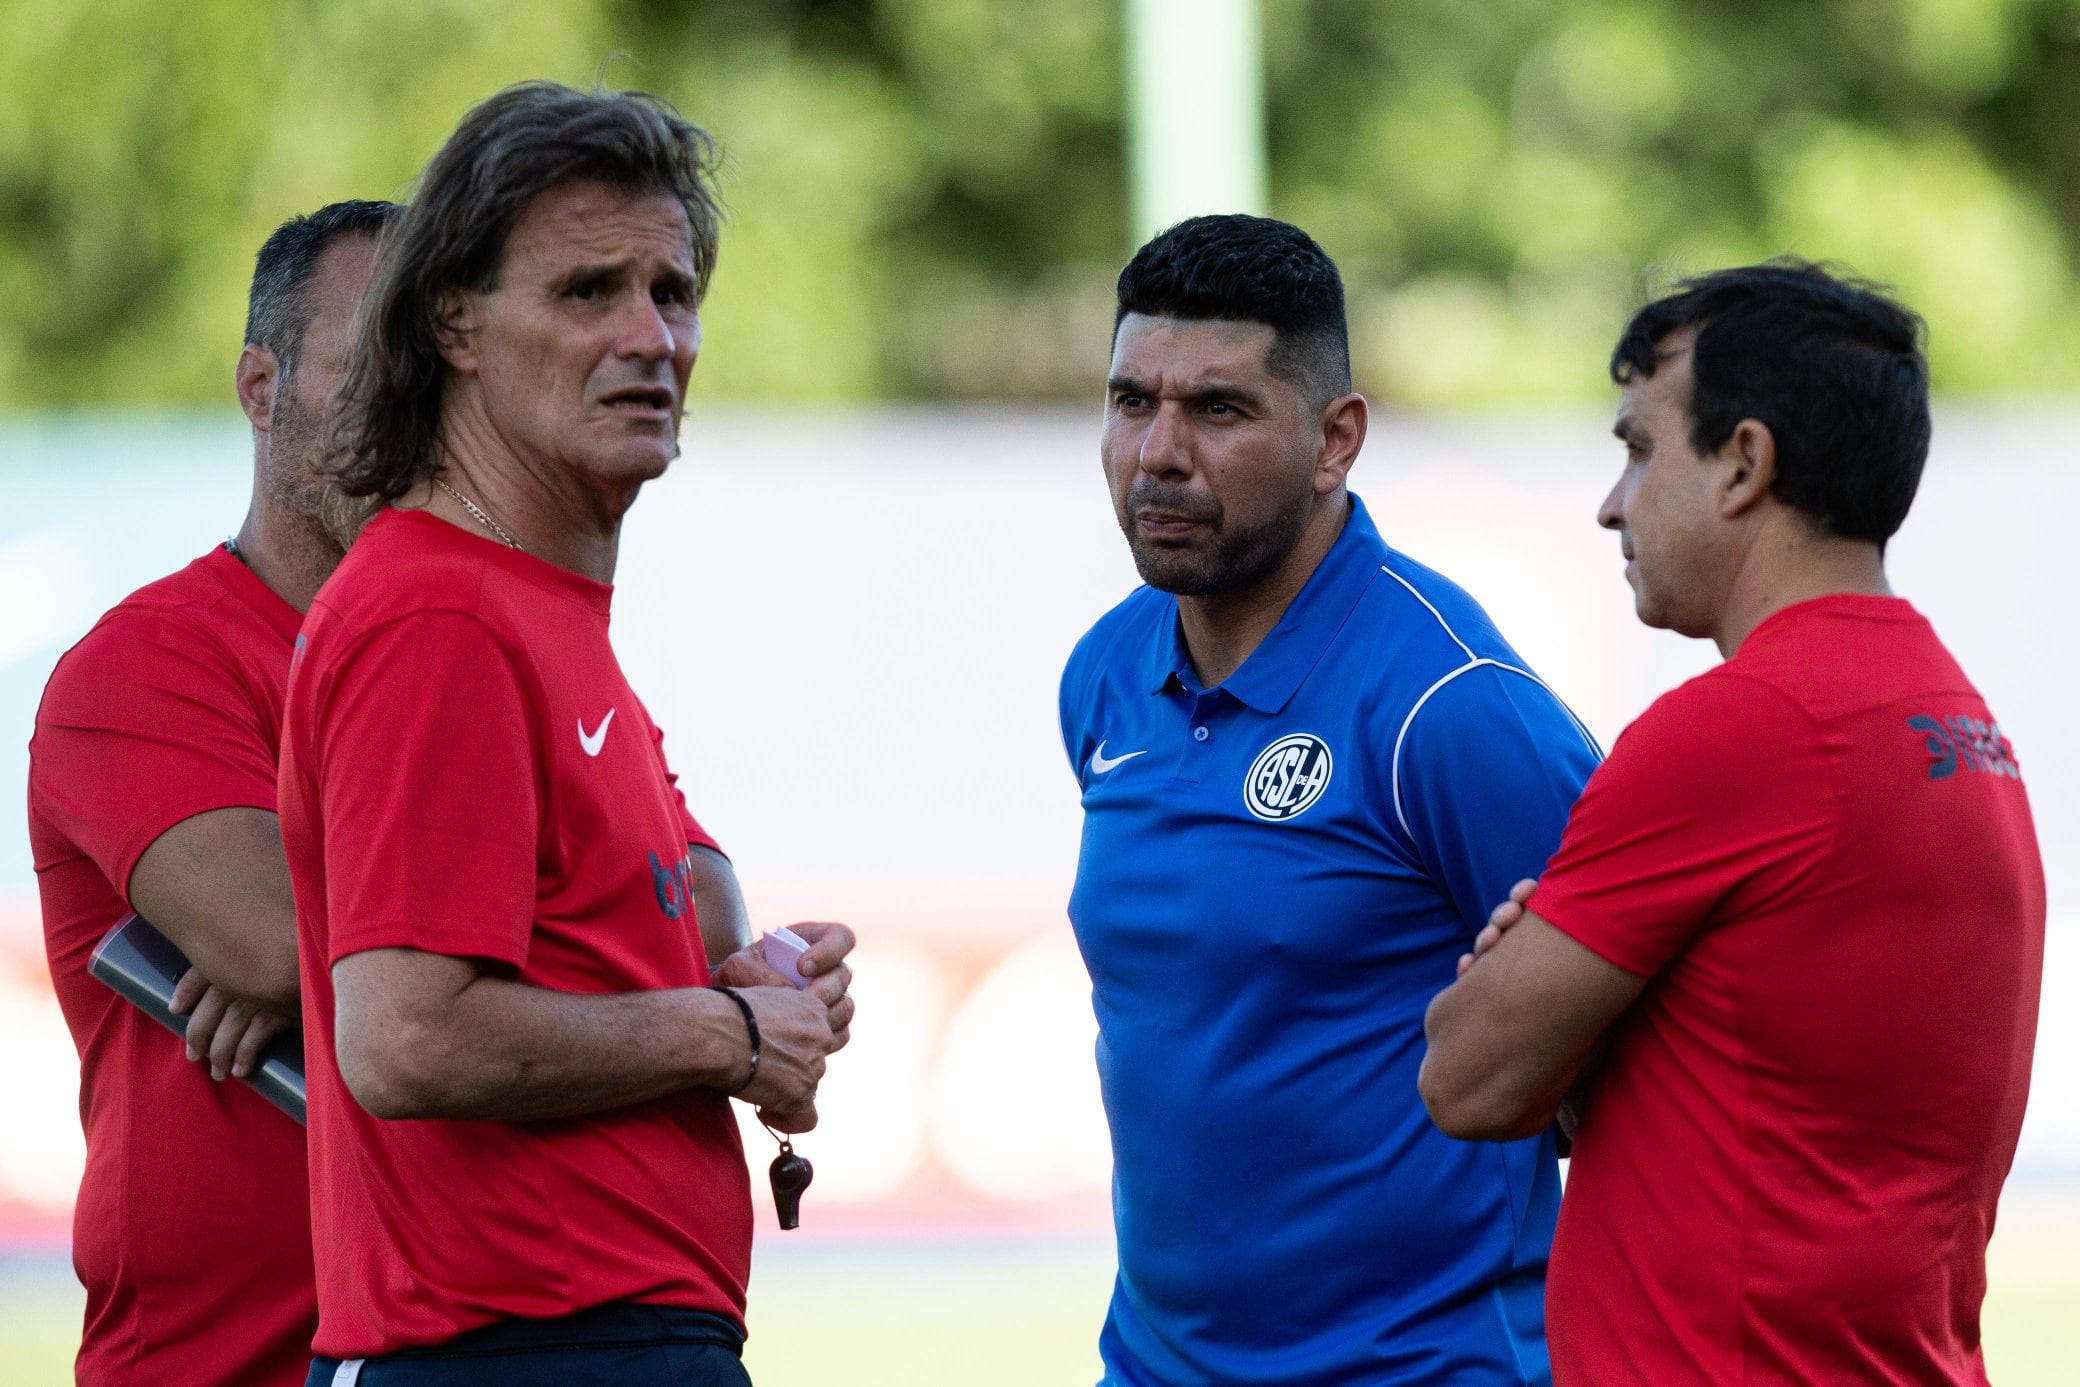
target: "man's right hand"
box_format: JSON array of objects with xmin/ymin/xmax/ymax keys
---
[
  {"xmin": 334, "ymin": 948, "xmax": 840, "ymax": 1125},
  {"xmin": 730, "ymin": 984, "xmax": 836, "ymax": 1133}
]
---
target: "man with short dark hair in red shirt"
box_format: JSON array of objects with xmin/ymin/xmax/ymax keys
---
[
  {"xmin": 1419, "ymin": 261, "xmax": 2044, "ymax": 1385},
  {"xmin": 278, "ymin": 82, "xmax": 853, "ymax": 1385},
  {"xmin": 28, "ymin": 200, "xmax": 392, "ymax": 1385}
]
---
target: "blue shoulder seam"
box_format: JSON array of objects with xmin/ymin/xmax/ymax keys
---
[
  {"xmin": 1389, "ymin": 657, "xmax": 1604, "ymax": 841},
  {"xmin": 1376, "ymin": 562, "xmax": 1479, "ymax": 661}
]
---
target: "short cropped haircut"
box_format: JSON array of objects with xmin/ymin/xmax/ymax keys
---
[
  {"xmin": 1611, "ymin": 260, "xmax": 1931, "ymax": 545},
  {"xmin": 244, "ymin": 200, "xmax": 398, "ymax": 379},
  {"xmin": 1115, "ymin": 214, "xmax": 1352, "ymax": 405},
  {"xmin": 327, "ymin": 81, "xmax": 724, "ymax": 503}
]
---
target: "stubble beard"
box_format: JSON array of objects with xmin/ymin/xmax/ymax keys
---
[
  {"xmin": 263, "ymin": 378, "xmax": 348, "ymax": 556},
  {"xmin": 1121, "ymin": 482, "xmax": 1314, "ymax": 598}
]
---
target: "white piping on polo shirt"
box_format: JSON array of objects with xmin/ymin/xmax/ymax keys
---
[{"xmin": 1378, "ymin": 564, "xmax": 1604, "ymax": 840}]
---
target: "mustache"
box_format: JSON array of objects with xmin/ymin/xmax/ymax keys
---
[{"xmin": 1125, "ymin": 481, "xmax": 1218, "ymax": 524}]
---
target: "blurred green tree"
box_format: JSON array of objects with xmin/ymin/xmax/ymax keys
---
[
  {"xmin": 1271, "ymin": 0, "xmax": 2080, "ymax": 401},
  {"xmin": 0, "ymin": 0, "xmax": 2074, "ymax": 406}
]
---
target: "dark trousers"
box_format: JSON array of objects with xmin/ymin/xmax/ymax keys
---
[{"xmin": 306, "ymin": 1302, "xmax": 751, "ymax": 1386}]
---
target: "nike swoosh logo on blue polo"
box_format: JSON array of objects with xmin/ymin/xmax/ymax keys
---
[{"xmin": 1091, "ymin": 741, "xmax": 1147, "ymax": 774}]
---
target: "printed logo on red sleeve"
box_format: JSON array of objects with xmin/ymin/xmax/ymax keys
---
[
  {"xmin": 1907, "ymin": 714, "xmax": 2020, "ymax": 782},
  {"xmin": 649, "ymin": 848, "xmax": 697, "ymax": 922}
]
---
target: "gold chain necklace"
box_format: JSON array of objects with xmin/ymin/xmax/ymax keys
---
[{"xmin": 434, "ymin": 477, "xmax": 523, "ymax": 551}]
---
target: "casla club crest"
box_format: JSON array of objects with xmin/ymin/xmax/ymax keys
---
[{"xmin": 1244, "ymin": 732, "xmax": 1334, "ymax": 821}]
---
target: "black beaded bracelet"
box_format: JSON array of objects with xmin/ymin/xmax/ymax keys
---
[{"xmin": 714, "ymin": 986, "xmax": 761, "ymax": 1095}]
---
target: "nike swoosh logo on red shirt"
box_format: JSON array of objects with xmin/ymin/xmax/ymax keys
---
[{"xmin": 578, "ymin": 708, "xmax": 616, "ymax": 757}]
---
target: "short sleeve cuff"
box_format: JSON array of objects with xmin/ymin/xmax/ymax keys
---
[
  {"xmin": 1529, "ymin": 884, "xmax": 1663, "ymax": 979},
  {"xmin": 330, "ymin": 918, "xmax": 532, "ymax": 972},
  {"xmin": 111, "ymin": 790, "xmax": 281, "ymax": 910},
  {"xmin": 682, "ymin": 819, "xmax": 723, "ymax": 857}
]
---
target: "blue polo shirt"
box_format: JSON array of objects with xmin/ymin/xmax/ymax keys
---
[{"xmin": 1060, "ymin": 494, "xmax": 1599, "ymax": 1386}]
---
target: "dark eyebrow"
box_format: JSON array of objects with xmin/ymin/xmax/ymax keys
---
[
  {"xmin": 1188, "ymin": 379, "xmax": 1269, "ymax": 412},
  {"xmin": 1106, "ymin": 375, "xmax": 1270, "ymax": 412},
  {"xmin": 550, "ymin": 261, "xmax": 624, "ymax": 293}
]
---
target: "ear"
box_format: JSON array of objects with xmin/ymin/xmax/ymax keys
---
[
  {"xmin": 1714, "ymin": 418, "xmax": 1776, "ymax": 519},
  {"xmin": 435, "ymin": 287, "xmax": 482, "ymax": 374},
  {"xmin": 236, "ymin": 345, "xmax": 279, "ymax": 431},
  {"xmin": 1314, "ymin": 392, "xmax": 1368, "ymax": 495}
]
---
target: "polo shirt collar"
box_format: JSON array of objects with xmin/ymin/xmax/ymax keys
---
[{"xmin": 1144, "ymin": 493, "xmax": 1388, "ymax": 713}]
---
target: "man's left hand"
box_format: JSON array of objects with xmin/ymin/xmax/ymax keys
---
[
  {"xmin": 171, "ymin": 968, "xmax": 292, "ymax": 1081},
  {"xmin": 1458, "ymin": 878, "xmax": 1538, "ymax": 978},
  {"xmin": 713, "ymin": 921, "xmax": 856, "ymax": 1053}
]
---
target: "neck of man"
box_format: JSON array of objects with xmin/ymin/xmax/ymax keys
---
[
  {"xmin": 1709, "ymin": 511, "xmax": 1892, "ymax": 659},
  {"xmin": 1176, "ymin": 492, "xmax": 1350, "ymax": 689},
  {"xmin": 420, "ymin": 391, "xmax": 632, "ymax": 584},
  {"xmin": 232, "ymin": 483, "xmax": 344, "ymax": 616}
]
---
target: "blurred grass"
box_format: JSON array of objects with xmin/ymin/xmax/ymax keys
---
[
  {"xmin": 0, "ymin": 1273, "xmax": 76, "ymax": 1383},
  {"xmin": 1, "ymin": 1218, "xmax": 2072, "ymax": 1385},
  {"xmin": 742, "ymin": 1238, "xmax": 1110, "ymax": 1385},
  {"xmin": 0, "ymin": 1239, "xmax": 1114, "ymax": 1387}
]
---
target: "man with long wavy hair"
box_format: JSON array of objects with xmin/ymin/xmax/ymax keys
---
[{"xmin": 278, "ymin": 83, "xmax": 855, "ymax": 1385}]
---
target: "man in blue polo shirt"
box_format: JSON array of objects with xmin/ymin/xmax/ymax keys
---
[{"xmin": 1059, "ymin": 214, "xmax": 1601, "ymax": 1386}]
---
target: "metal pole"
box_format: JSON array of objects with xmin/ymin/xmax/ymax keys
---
[{"xmin": 1125, "ymin": 0, "xmax": 1268, "ymax": 246}]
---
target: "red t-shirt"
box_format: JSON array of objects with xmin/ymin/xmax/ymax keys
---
[
  {"xmin": 277, "ymin": 507, "xmax": 740, "ymax": 1359},
  {"xmin": 28, "ymin": 545, "xmax": 318, "ymax": 1386},
  {"xmin": 1532, "ymin": 595, "xmax": 2045, "ymax": 1386}
]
